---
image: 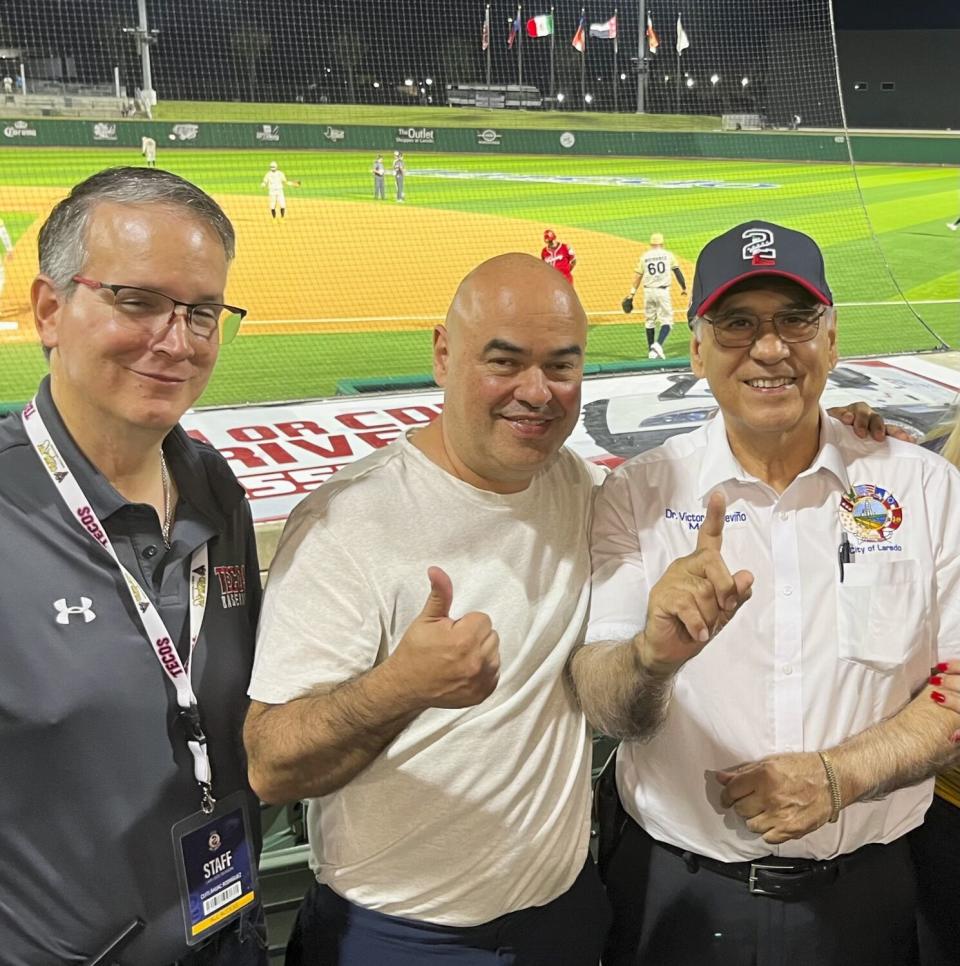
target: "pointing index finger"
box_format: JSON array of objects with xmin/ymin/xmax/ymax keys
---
[{"xmin": 696, "ymin": 491, "xmax": 727, "ymax": 552}]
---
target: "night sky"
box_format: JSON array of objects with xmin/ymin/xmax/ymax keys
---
[{"xmin": 1, "ymin": 0, "xmax": 957, "ymax": 109}]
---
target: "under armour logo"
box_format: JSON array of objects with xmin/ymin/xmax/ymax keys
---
[{"xmin": 53, "ymin": 597, "xmax": 97, "ymax": 624}]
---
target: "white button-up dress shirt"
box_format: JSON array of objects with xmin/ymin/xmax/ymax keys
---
[{"xmin": 588, "ymin": 411, "xmax": 960, "ymax": 861}]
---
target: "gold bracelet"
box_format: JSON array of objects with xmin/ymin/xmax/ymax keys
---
[{"xmin": 819, "ymin": 751, "xmax": 842, "ymax": 824}]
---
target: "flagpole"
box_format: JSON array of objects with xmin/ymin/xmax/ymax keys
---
[
  {"xmin": 485, "ymin": 4, "xmax": 491, "ymax": 103},
  {"xmin": 674, "ymin": 17, "xmax": 680, "ymax": 116},
  {"xmin": 517, "ymin": 4, "xmax": 523, "ymax": 109},
  {"xmin": 636, "ymin": 0, "xmax": 644, "ymax": 114},
  {"xmin": 549, "ymin": 5, "xmax": 555, "ymax": 110},
  {"xmin": 580, "ymin": 7, "xmax": 586, "ymax": 110},
  {"xmin": 613, "ymin": 7, "xmax": 618, "ymax": 113}
]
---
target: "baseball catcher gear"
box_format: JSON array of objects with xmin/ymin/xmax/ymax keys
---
[{"xmin": 621, "ymin": 296, "xmax": 634, "ymax": 314}]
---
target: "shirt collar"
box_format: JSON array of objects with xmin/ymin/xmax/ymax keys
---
[
  {"xmin": 34, "ymin": 376, "xmax": 243, "ymax": 527},
  {"xmin": 697, "ymin": 407, "xmax": 850, "ymax": 500}
]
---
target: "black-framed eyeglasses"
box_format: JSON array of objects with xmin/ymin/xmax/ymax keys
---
[
  {"xmin": 72, "ymin": 276, "xmax": 247, "ymax": 346},
  {"xmin": 701, "ymin": 306, "xmax": 827, "ymax": 348}
]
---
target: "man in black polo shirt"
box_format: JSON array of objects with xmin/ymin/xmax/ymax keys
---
[{"xmin": 0, "ymin": 168, "xmax": 267, "ymax": 966}]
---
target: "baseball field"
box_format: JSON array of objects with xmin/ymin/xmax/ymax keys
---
[{"xmin": 0, "ymin": 143, "xmax": 957, "ymax": 406}]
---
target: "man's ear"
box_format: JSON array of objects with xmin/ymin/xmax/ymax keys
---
[
  {"xmin": 690, "ymin": 328, "xmax": 706, "ymax": 379},
  {"xmin": 433, "ymin": 324, "xmax": 450, "ymax": 387},
  {"xmin": 32, "ymin": 275, "xmax": 66, "ymax": 352}
]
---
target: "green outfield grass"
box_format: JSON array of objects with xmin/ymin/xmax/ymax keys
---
[
  {"xmin": 1, "ymin": 145, "xmax": 957, "ymax": 406},
  {"xmin": 154, "ymin": 101, "xmax": 727, "ymax": 132}
]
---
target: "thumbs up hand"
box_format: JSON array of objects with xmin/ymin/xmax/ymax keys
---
[
  {"xmin": 637, "ymin": 492, "xmax": 754, "ymax": 677},
  {"xmin": 391, "ymin": 567, "xmax": 501, "ymax": 709}
]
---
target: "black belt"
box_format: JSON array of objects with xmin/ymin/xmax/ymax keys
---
[{"xmin": 654, "ymin": 837, "xmax": 846, "ymax": 901}]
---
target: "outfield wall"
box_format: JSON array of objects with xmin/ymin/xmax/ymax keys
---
[{"xmin": 2, "ymin": 118, "xmax": 960, "ymax": 165}]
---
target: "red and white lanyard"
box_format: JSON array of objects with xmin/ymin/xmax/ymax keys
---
[{"xmin": 23, "ymin": 398, "xmax": 216, "ymax": 813}]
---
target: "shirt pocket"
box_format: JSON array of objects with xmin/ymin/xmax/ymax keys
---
[{"xmin": 836, "ymin": 559, "xmax": 924, "ymax": 672}]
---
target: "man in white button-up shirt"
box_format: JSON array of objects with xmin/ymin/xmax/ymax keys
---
[{"xmin": 570, "ymin": 221, "xmax": 960, "ymax": 966}]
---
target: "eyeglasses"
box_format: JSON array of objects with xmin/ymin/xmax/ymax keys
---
[
  {"xmin": 701, "ymin": 306, "xmax": 827, "ymax": 348},
  {"xmin": 72, "ymin": 276, "xmax": 247, "ymax": 345}
]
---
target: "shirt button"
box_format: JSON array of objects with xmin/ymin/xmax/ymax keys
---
[
  {"xmin": 143, "ymin": 545, "xmax": 158, "ymax": 558},
  {"xmin": 782, "ymin": 585, "xmax": 793, "ymax": 597},
  {"xmin": 779, "ymin": 511, "xmax": 789, "ymax": 521},
  {"xmin": 782, "ymin": 664, "xmax": 794, "ymax": 675}
]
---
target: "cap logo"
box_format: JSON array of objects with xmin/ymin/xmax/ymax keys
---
[{"xmin": 741, "ymin": 227, "xmax": 776, "ymax": 266}]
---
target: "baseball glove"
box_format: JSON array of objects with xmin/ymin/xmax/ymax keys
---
[
  {"xmin": 290, "ymin": 180, "xmax": 303, "ymax": 187},
  {"xmin": 621, "ymin": 296, "xmax": 634, "ymax": 314}
]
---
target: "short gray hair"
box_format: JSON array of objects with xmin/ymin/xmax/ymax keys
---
[{"xmin": 38, "ymin": 166, "xmax": 236, "ymax": 290}]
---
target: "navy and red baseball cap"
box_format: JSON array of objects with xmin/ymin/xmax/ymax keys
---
[{"xmin": 687, "ymin": 220, "xmax": 833, "ymax": 323}]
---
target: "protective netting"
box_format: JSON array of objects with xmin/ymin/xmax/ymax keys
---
[{"xmin": 0, "ymin": 0, "xmax": 955, "ymax": 406}]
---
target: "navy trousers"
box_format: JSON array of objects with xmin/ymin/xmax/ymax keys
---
[{"xmin": 285, "ymin": 860, "xmax": 611, "ymax": 965}]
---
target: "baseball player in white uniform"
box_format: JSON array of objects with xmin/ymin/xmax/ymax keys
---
[
  {"xmin": 140, "ymin": 135, "xmax": 157, "ymax": 167},
  {"xmin": 622, "ymin": 232, "xmax": 687, "ymax": 359},
  {"xmin": 261, "ymin": 161, "xmax": 300, "ymax": 219},
  {"xmin": 0, "ymin": 217, "xmax": 13, "ymax": 307}
]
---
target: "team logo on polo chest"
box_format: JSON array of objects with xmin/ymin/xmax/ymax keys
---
[
  {"xmin": 214, "ymin": 564, "xmax": 247, "ymax": 609},
  {"xmin": 839, "ymin": 484, "xmax": 903, "ymax": 543}
]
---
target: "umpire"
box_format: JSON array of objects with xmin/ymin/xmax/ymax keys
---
[{"xmin": 0, "ymin": 168, "xmax": 267, "ymax": 965}]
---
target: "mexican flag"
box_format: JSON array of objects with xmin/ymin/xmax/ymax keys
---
[{"xmin": 526, "ymin": 14, "xmax": 554, "ymax": 37}]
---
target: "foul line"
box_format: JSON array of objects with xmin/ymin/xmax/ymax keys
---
[{"xmin": 241, "ymin": 298, "xmax": 960, "ymax": 328}]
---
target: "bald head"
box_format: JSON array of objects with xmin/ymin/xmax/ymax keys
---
[
  {"xmin": 425, "ymin": 252, "xmax": 588, "ymax": 492},
  {"xmin": 445, "ymin": 253, "xmax": 587, "ymax": 344}
]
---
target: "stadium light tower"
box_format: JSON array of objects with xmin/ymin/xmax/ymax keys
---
[
  {"xmin": 710, "ymin": 73, "xmax": 720, "ymax": 86},
  {"xmin": 741, "ymin": 76, "xmax": 750, "ymax": 87},
  {"xmin": 556, "ymin": 92, "xmax": 566, "ymax": 104},
  {"xmin": 121, "ymin": 0, "xmax": 159, "ymax": 116}
]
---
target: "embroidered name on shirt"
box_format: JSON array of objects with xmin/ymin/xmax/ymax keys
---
[
  {"xmin": 664, "ymin": 508, "xmax": 748, "ymax": 530},
  {"xmin": 214, "ymin": 564, "xmax": 247, "ymax": 609}
]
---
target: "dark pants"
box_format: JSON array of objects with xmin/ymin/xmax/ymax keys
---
[
  {"xmin": 604, "ymin": 819, "xmax": 918, "ymax": 966},
  {"xmin": 175, "ymin": 903, "xmax": 268, "ymax": 966},
  {"xmin": 908, "ymin": 794, "xmax": 960, "ymax": 966},
  {"xmin": 285, "ymin": 860, "xmax": 611, "ymax": 965}
]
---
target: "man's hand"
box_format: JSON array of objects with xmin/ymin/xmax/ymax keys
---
[
  {"xmin": 636, "ymin": 492, "xmax": 753, "ymax": 677},
  {"xmin": 390, "ymin": 567, "xmax": 500, "ymax": 709},
  {"xmin": 716, "ymin": 752, "xmax": 834, "ymax": 844},
  {"xmin": 828, "ymin": 401, "xmax": 915, "ymax": 443}
]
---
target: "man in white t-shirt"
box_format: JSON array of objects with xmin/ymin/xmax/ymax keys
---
[
  {"xmin": 244, "ymin": 253, "xmax": 612, "ymax": 964},
  {"xmin": 622, "ymin": 232, "xmax": 686, "ymax": 360},
  {"xmin": 574, "ymin": 221, "xmax": 960, "ymax": 966}
]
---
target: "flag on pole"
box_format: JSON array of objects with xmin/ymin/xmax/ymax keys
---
[
  {"xmin": 482, "ymin": 7, "xmax": 490, "ymax": 50},
  {"xmin": 646, "ymin": 14, "xmax": 659, "ymax": 53},
  {"xmin": 571, "ymin": 13, "xmax": 586, "ymax": 52},
  {"xmin": 526, "ymin": 13, "xmax": 554, "ymax": 37},
  {"xmin": 589, "ymin": 15, "xmax": 617, "ymax": 40},
  {"xmin": 676, "ymin": 15, "xmax": 690, "ymax": 54},
  {"xmin": 508, "ymin": 10, "xmax": 521, "ymax": 48}
]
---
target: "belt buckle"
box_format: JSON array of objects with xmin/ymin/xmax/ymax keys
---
[{"xmin": 748, "ymin": 861, "xmax": 794, "ymax": 896}]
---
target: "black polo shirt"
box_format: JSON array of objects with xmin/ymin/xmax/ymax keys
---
[{"xmin": 0, "ymin": 378, "xmax": 262, "ymax": 966}]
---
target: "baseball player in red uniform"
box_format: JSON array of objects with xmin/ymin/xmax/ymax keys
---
[{"xmin": 541, "ymin": 229, "xmax": 576, "ymax": 285}]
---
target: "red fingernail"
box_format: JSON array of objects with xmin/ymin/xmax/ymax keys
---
[
  {"xmin": 930, "ymin": 676, "xmax": 943, "ymax": 686},
  {"xmin": 937, "ymin": 663, "xmax": 950, "ymax": 673},
  {"xmin": 931, "ymin": 691, "xmax": 946, "ymax": 704},
  {"xmin": 951, "ymin": 731, "xmax": 960, "ymax": 745}
]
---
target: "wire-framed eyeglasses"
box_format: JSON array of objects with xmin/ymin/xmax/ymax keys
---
[
  {"xmin": 72, "ymin": 276, "xmax": 247, "ymax": 345},
  {"xmin": 701, "ymin": 306, "xmax": 827, "ymax": 348}
]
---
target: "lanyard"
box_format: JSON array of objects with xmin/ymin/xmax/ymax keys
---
[{"xmin": 23, "ymin": 398, "xmax": 216, "ymax": 813}]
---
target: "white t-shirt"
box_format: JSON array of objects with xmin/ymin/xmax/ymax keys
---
[
  {"xmin": 250, "ymin": 434, "xmax": 604, "ymax": 925},
  {"xmin": 635, "ymin": 247, "xmax": 679, "ymax": 288},
  {"xmin": 588, "ymin": 411, "xmax": 960, "ymax": 862}
]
